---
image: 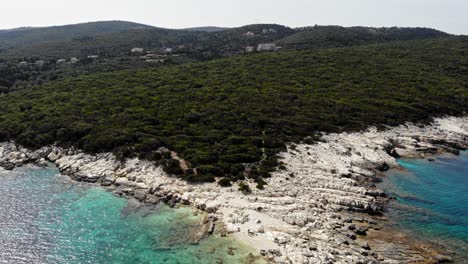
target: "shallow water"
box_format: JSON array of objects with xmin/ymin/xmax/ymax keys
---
[
  {"xmin": 381, "ymin": 151, "xmax": 468, "ymax": 260},
  {"xmin": 0, "ymin": 165, "xmax": 262, "ymax": 264}
]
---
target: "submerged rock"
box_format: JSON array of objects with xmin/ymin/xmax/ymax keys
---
[
  {"xmin": 133, "ymin": 189, "xmax": 148, "ymax": 201},
  {"xmin": 101, "ymin": 176, "xmax": 115, "ymax": 186},
  {"xmin": 0, "ymin": 161, "xmax": 15, "ymax": 170}
]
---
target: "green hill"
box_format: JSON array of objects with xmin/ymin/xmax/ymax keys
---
[
  {"xmin": 0, "ymin": 21, "xmax": 155, "ymax": 52},
  {"xmin": 0, "ymin": 24, "xmax": 294, "ymax": 93},
  {"xmin": 0, "ymin": 23, "xmax": 453, "ymax": 93},
  {"xmin": 0, "ymin": 37, "xmax": 466, "ymax": 185},
  {"xmin": 0, "ymin": 24, "xmax": 450, "ymax": 61},
  {"xmin": 0, "ymin": 28, "xmax": 200, "ymax": 59},
  {"xmin": 0, "ymin": 24, "xmax": 292, "ymax": 60},
  {"xmin": 277, "ymin": 26, "xmax": 450, "ymax": 50}
]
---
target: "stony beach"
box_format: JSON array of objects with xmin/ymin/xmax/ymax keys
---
[{"xmin": 1, "ymin": 116, "xmax": 467, "ymax": 264}]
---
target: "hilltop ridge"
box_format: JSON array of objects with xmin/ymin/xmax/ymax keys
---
[
  {"xmin": 0, "ymin": 21, "xmax": 155, "ymax": 51},
  {"xmin": 0, "ymin": 22, "xmax": 451, "ymax": 59}
]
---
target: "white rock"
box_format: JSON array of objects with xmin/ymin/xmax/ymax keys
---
[
  {"xmin": 115, "ymin": 177, "xmax": 130, "ymax": 186},
  {"xmin": 226, "ymin": 224, "xmax": 240, "ymax": 233}
]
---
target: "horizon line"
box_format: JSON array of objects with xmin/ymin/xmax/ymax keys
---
[{"xmin": 0, "ymin": 20, "xmax": 459, "ymax": 35}]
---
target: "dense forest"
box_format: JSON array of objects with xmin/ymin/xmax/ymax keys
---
[
  {"xmin": 0, "ymin": 23, "xmax": 454, "ymax": 93},
  {"xmin": 0, "ymin": 54, "xmax": 190, "ymax": 93},
  {"xmin": 0, "ymin": 36, "xmax": 466, "ymax": 186}
]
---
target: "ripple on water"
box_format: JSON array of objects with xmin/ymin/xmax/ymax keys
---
[
  {"xmin": 380, "ymin": 151, "xmax": 468, "ymax": 261},
  {"xmin": 0, "ymin": 165, "xmax": 264, "ymax": 264}
]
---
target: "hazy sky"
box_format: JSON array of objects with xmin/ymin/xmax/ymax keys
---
[{"xmin": 2, "ymin": 0, "xmax": 468, "ymax": 34}]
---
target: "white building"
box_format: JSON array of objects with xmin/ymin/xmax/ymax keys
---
[
  {"xmin": 257, "ymin": 43, "xmax": 277, "ymax": 52},
  {"xmin": 262, "ymin": 28, "xmax": 277, "ymax": 34},
  {"xmin": 18, "ymin": 61, "xmax": 28, "ymax": 67},
  {"xmin": 70, "ymin": 57, "xmax": 79, "ymax": 64},
  {"xmin": 245, "ymin": 31, "xmax": 255, "ymax": 37},
  {"xmin": 145, "ymin": 59, "xmax": 166, "ymax": 63},
  {"xmin": 87, "ymin": 55, "xmax": 99, "ymax": 59},
  {"xmin": 245, "ymin": 46, "xmax": 255, "ymax": 53},
  {"xmin": 35, "ymin": 60, "xmax": 45, "ymax": 67},
  {"xmin": 56, "ymin": 59, "xmax": 67, "ymax": 64},
  {"xmin": 131, "ymin": 48, "xmax": 144, "ymax": 53}
]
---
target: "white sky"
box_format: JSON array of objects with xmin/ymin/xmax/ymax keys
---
[{"xmin": 1, "ymin": 0, "xmax": 467, "ymax": 34}]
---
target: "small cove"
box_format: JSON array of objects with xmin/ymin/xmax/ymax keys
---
[
  {"xmin": 0, "ymin": 165, "xmax": 264, "ymax": 264},
  {"xmin": 380, "ymin": 151, "xmax": 468, "ymax": 261}
]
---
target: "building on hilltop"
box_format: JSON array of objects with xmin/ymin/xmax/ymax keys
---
[
  {"xmin": 35, "ymin": 60, "xmax": 45, "ymax": 67},
  {"xmin": 140, "ymin": 54, "xmax": 166, "ymax": 60},
  {"xmin": 257, "ymin": 43, "xmax": 278, "ymax": 52},
  {"xmin": 56, "ymin": 59, "xmax": 67, "ymax": 64},
  {"xmin": 245, "ymin": 46, "xmax": 255, "ymax": 53},
  {"xmin": 87, "ymin": 55, "xmax": 99, "ymax": 59},
  {"xmin": 18, "ymin": 61, "xmax": 28, "ymax": 67},
  {"xmin": 131, "ymin": 48, "xmax": 144, "ymax": 53},
  {"xmin": 145, "ymin": 59, "xmax": 166, "ymax": 63},
  {"xmin": 263, "ymin": 28, "xmax": 277, "ymax": 34},
  {"xmin": 70, "ymin": 57, "xmax": 79, "ymax": 64}
]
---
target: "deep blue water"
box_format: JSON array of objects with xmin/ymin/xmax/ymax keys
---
[
  {"xmin": 0, "ymin": 165, "xmax": 263, "ymax": 264},
  {"xmin": 381, "ymin": 151, "xmax": 468, "ymax": 259}
]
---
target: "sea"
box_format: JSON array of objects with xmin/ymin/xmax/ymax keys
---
[
  {"xmin": 0, "ymin": 165, "xmax": 263, "ymax": 264},
  {"xmin": 380, "ymin": 151, "xmax": 468, "ymax": 261},
  {"xmin": 3, "ymin": 152, "xmax": 466, "ymax": 263}
]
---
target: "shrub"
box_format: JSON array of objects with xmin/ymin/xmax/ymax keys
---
[
  {"xmin": 197, "ymin": 165, "xmax": 224, "ymax": 176},
  {"xmin": 185, "ymin": 173, "xmax": 216, "ymax": 183},
  {"xmin": 238, "ymin": 181, "xmax": 252, "ymax": 194},
  {"xmin": 255, "ymin": 178, "xmax": 267, "ymax": 190},
  {"xmin": 163, "ymin": 159, "xmax": 184, "ymax": 175},
  {"xmin": 218, "ymin": 178, "xmax": 232, "ymax": 187}
]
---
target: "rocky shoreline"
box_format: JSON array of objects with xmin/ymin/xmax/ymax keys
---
[{"xmin": 0, "ymin": 116, "xmax": 467, "ymax": 264}]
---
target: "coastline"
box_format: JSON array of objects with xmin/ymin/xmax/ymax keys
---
[{"xmin": 0, "ymin": 116, "xmax": 467, "ymax": 263}]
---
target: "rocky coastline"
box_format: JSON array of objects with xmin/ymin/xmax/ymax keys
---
[{"xmin": 0, "ymin": 116, "xmax": 467, "ymax": 264}]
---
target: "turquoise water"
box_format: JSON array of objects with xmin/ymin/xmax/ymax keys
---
[
  {"xmin": 381, "ymin": 151, "xmax": 468, "ymax": 260},
  {"xmin": 0, "ymin": 165, "xmax": 263, "ymax": 264}
]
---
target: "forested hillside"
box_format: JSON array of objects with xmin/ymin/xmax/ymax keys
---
[
  {"xmin": 0, "ymin": 23, "xmax": 454, "ymax": 94},
  {"xmin": 0, "ymin": 21, "xmax": 154, "ymax": 52},
  {"xmin": 0, "ymin": 37, "xmax": 466, "ymax": 186},
  {"xmin": 0, "ymin": 24, "xmax": 292, "ymax": 60},
  {"xmin": 0, "ymin": 24, "xmax": 450, "ymax": 61},
  {"xmin": 278, "ymin": 26, "xmax": 449, "ymax": 50},
  {"xmin": 0, "ymin": 24, "xmax": 291, "ymax": 93}
]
